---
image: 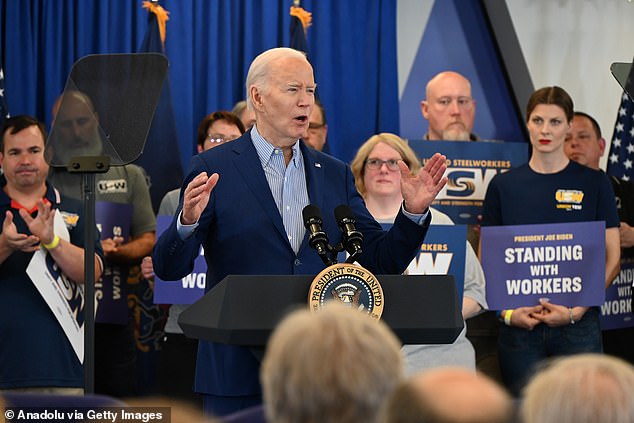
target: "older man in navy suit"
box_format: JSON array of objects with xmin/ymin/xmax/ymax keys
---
[{"xmin": 152, "ymin": 47, "xmax": 447, "ymax": 416}]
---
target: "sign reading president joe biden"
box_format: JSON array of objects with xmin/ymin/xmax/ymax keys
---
[{"xmin": 481, "ymin": 221, "xmax": 605, "ymax": 309}]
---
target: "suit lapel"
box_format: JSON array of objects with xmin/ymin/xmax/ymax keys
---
[
  {"xmin": 298, "ymin": 143, "xmax": 325, "ymax": 253},
  {"xmin": 301, "ymin": 143, "xmax": 325, "ymax": 207},
  {"xmin": 230, "ymin": 135, "xmax": 290, "ymax": 249}
]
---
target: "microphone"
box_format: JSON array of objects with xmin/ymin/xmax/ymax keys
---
[
  {"xmin": 302, "ymin": 205, "xmax": 333, "ymax": 265},
  {"xmin": 334, "ymin": 205, "xmax": 363, "ymax": 263}
]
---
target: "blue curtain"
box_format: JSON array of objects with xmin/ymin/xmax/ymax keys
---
[{"xmin": 0, "ymin": 0, "xmax": 398, "ymax": 167}]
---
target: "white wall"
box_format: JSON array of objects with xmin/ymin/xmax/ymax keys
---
[{"xmin": 508, "ymin": 0, "xmax": 634, "ymax": 170}]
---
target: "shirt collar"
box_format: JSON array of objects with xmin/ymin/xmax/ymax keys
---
[
  {"xmin": 0, "ymin": 174, "xmax": 58, "ymax": 209},
  {"xmin": 250, "ymin": 125, "xmax": 302, "ymax": 168}
]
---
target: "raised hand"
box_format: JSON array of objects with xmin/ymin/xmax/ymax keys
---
[
  {"xmin": 180, "ymin": 172, "xmax": 219, "ymax": 225},
  {"xmin": 399, "ymin": 152, "xmax": 448, "ymax": 214},
  {"xmin": 19, "ymin": 200, "xmax": 56, "ymax": 247}
]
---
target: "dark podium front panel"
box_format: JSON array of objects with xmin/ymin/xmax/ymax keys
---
[{"xmin": 178, "ymin": 274, "xmax": 463, "ymax": 346}]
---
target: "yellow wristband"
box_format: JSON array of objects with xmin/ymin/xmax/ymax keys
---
[
  {"xmin": 504, "ymin": 309, "xmax": 514, "ymax": 326},
  {"xmin": 42, "ymin": 235, "xmax": 60, "ymax": 250}
]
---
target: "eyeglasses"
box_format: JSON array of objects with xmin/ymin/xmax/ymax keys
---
[
  {"xmin": 435, "ymin": 96, "xmax": 474, "ymax": 110},
  {"xmin": 205, "ymin": 134, "xmax": 239, "ymax": 145},
  {"xmin": 365, "ymin": 158, "xmax": 400, "ymax": 171}
]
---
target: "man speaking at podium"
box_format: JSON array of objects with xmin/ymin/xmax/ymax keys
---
[{"xmin": 152, "ymin": 47, "xmax": 447, "ymax": 416}]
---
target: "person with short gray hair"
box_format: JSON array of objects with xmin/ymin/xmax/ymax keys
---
[
  {"xmin": 521, "ymin": 354, "xmax": 634, "ymax": 423},
  {"xmin": 262, "ymin": 303, "xmax": 404, "ymax": 423}
]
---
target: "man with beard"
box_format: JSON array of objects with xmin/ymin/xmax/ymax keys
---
[
  {"xmin": 420, "ymin": 72, "xmax": 501, "ymax": 384},
  {"xmin": 421, "ymin": 71, "xmax": 477, "ymax": 141},
  {"xmin": 48, "ymin": 90, "xmax": 156, "ymax": 397}
]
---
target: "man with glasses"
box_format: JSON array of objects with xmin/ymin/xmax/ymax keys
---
[
  {"xmin": 421, "ymin": 71, "xmax": 477, "ymax": 141},
  {"xmin": 302, "ymin": 99, "xmax": 328, "ymax": 151},
  {"xmin": 421, "ymin": 72, "xmax": 502, "ymax": 385}
]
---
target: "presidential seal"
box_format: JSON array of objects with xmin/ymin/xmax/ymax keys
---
[{"xmin": 308, "ymin": 263, "xmax": 384, "ymax": 319}]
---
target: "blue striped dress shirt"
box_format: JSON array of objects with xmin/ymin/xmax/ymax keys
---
[
  {"xmin": 177, "ymin": 126, "xmax": 309, "ymax": 254},
  {"xmin": 251, "ymin": 125, "xmax": 309, "ymax": 253}
]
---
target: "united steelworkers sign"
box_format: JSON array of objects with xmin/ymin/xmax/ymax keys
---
[
  {"xmin": 308, "ymin": 263, "xmax": 384, "ymax": 319},
  {"xmin": 409, "ymin": 139, "xmax": 528, "ymax": 225}
]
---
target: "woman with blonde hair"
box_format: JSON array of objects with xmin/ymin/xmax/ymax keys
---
[{"xmin": 351, "ymin": 133, "xmax": 487, "ymax": 372}]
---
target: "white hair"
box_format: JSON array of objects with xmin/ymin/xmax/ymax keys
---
[{"xmin": 245, "ymin": 47, "xmax": 307, "ymax": 110}]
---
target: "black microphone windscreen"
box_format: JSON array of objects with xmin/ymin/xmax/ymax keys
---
[
  {"xmin": 334, "ymin": 204, "xmax": 355, "ymax": 222},
  {"xmin": 303, "ymin": 204, "xmax": 323, "ymax": 226}
]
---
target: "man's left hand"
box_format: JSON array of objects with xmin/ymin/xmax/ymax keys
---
[
  {"xmin": 19, "ymin": 200, "xmax": 55, "ymax": 246},
  {"xmin": 399, "ymin": 152, "xmax": 447, "ymax": 214}
]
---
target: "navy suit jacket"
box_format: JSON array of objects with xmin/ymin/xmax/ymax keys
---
[{"xmin": 153, "ymin": 132, "xmax": 431, "ymax": 396}]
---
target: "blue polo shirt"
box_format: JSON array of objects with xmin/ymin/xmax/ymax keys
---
[{"xmin": 0, "ymin": 176, "xmax": 102, "ymax": 388}]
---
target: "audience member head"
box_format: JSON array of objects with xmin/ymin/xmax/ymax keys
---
[
  {"xmin": 521, "ymin": 354, "xmax": 634, "ymax": 423},
  {"xmin": 195, "ymin": 111, "xmax": 245, "ymax": 153},
  {"xmin": 525, "ymin": 86, "xmax": 573, "ymax": 161},
  {"xmin": 1, "ymin": 115, "xmax": 47, "ymax": 153},
  {"xmin": 246, "ymin": 47, "xmax": 315, "ymax": 148},
  {"xmin": 50, "ymin": 90, "xmax": 102, "ymax": 162},
  {"xmin": 261, "ymin": 303, "xmax": 404, "ymax": 423},
  {"xmin": 564, "ymin": 111, "xmax": 605, "ymax": 170},
  {"xmin": 526, "ymin": 86, "xmax": 574, "ymax": 124},
  {"xmin": 1, "ymin": 115, "xmax": 49, "ymax": 192},
  {"xmin": 351, "ymin": 133, "xmax": 420, "ymax": 197},
  {"xmin": 380, "ymin": 367, "xmax": 513, "ymax": 423},
  {"xmin": 421, "ymin": 71, "xmax": 475, "ymax": 141},
  {"xmin": 303, "ymin": 98, "xmax": 328, "ymax": 151},
  {"xmin": 231, "ymin": 100, "xmax": 256, "ymax": 130}
]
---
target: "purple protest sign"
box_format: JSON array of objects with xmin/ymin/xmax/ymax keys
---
[
  {"xmin": 95, "ymin": 201, "xmax": 132, "ymax": 324},
  {"xmin": 600, "ymin": 259, "xmax": 634, "ymax": 330},
  {"xmin": 481, "ymin": 221, "xmax": 605, "ymax": 309},
  {"xmin": 153, "ymin": 216, "xmax": 206, "ymax": 304}
]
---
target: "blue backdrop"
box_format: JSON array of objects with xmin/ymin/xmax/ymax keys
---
[
  {"xmin": 399, "ymin": 0, "xmax": 527, "ymax": 143},
  {"xmin": 0, "ymin": 0, "xmax": 399, "ymax": 171}
]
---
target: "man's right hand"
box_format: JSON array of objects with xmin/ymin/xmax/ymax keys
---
[
  {"xmin": 1, "ymin": 210, "xmax": 40, "ymax": 253},
  {"xmin": 180, "ymin": 172, "xmax": 219, "ymax": 225}
]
